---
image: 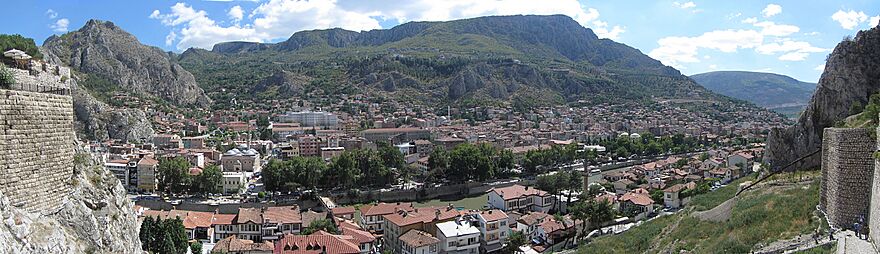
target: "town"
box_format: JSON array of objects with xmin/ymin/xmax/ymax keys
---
[{"xmin": 97, "ymin": 99, "xmax": 775, "ymax": 253}]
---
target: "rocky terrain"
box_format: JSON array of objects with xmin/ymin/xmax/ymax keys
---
[
  {"xmin": 765, "ymin": 24, "xmax": 880, "ymax": 169},
  {"xmin": 0, "ymin": 143, "xmax": 142, "ymax": 253},
  {"xmin": 40, "ymin": 19, "xmax": 214, "ymax": 141}
]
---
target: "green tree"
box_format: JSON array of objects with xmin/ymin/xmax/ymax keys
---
[
  {"xmin": 301, "ymin": 219, "xmax": 339, "ymax": 235},
  {"xmin": 190, "ymin": 241, "xmax": 202, "ymax": 254},
  {"xmin": 139, "ymin": 216, "xmax": 156, "ymax": 251},
  {"xmin": 158, "ymin": 157, "xmax": 193, "ymax": 195},
  {"xmin": 501, "ymin": 231, "xmax": 527, "ymax": 254},
  {"xmin": 378, "ymin": 143, "xmax": 405, "ymax": 169},
  {"xmin": 192, "ymin": 165, "xmax": 222, "ymax": 194},
  {"xmin": 0, "ymin": 64, "xmax": 13, "ymax": 89},
  {"xmin": 427, "ymin": 148, "xmax": 450, "ymax": 181},
  {"xmin": 0, "ymin": 34, "xmax": 42, "ymax": 59}
]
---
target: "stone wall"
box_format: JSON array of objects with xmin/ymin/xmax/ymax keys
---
[
  {"xmin": 820, "ymin": 128, "xmax": 875, "ymax": 229},
  {"xmin": 0, "ymin": 89, "xmax": 74, "ymax": 213},
  {"xmin": 870, "ymin": 126, "xmax": 880, "ymax": 251}
]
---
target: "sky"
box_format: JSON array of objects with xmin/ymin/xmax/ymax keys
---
[{"xmin": 2, "ymin": 0, "xmax": 878, "ymax": 83}]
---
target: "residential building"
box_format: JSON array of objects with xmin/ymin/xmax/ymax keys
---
[
  {"xmin": 619, "ymin": 188, "xmax": 655, "ymax": 220},
  {"xmin": 727, "ymin": 151, "xmax": 754, "ymax": 169},
  {"xmin": 213, "ymin": 206, "xmax": 303, "ymax": 243},
  {"xmin": 383, "ymin": 207, "xmax": 460, "ymax": 253},
  {"xmin": 436, "ymin": 219, "xmax": 481, "ymax": 254},
  {"xmin": 516, "ymin": 212, "xmax": 549, "ymax": 239},
  {"xmin": 105, "ymin": 159, "xmax": 132, "ymax": 190},
  {"xmin": 222, "ymin": 171, "xmax": 247, "ymax": 194},
  {"xmin": 534, "ymin": 216, "xmax": 578, "ymax": 246},
  {"xmin": 361, "ymin": 128, "xmax": 431, "ymax": 143},
  {"xmin": 212, "ymin": 235, "xmax": 274, "ymax": 254},
  {"xmin": 475, "ymin": 210, "xmax": 509, "ymax": 253},
  {"xmin": 321, "ymin": 147, "xmax": 346, "ymax": 160},
  {"xmin": 663, "ymin": 182, "xmax": 696, "ymax": 209},
  {"xmin": 399, "ymin": 230, "xmax": 440, "ymax": 254},
  {"xmin": 338, "ymin": 220, "xmax": 378, "ymax": 254},
  {"xmin": 136, "ymin": 156, "xmax": 159, "ymax": 193},
  {"xmin": 358, "ymin": 202, "xmax": 414, "ymax": 233},
  {"xmin": 298, "ymin": 135, "xmax": 326, "ymax": 157},
  {"xmin": 273, "ymin": 234, "xmax": 360, "ymax": 254},
  {"xmin": 278, "ymin": 110, "xmax": 339, "ymax": 128},
  {"xmin": 154, "ymin": 134, "xmax": 182, "ymax": 150},
  {"xmin": 488, "ymin": 185, "xmax": 555, "ymax": 213}
]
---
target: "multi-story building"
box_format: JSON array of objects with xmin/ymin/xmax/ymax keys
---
[
  {"xmin": 358, "ymin": 202, "xmax": 414, "ymax": 233},
  {"xmin": 298, "ymin": 135, "xmax": 326, "ymax": 157},
  {"xmin": 279, "ymin": 142, "xmax": 300, "ymax": 159},
  {"xmin": 321, "ymin": 147, "xmax": 346, "ymax": 160},
  {"xmin": 383, "ymin": 207, "xmax": 460, "ymax": 253},
  {"xmin": 475, "ymin": 210, "xmax": 509, "ymax": 253},
  {"xmin": 136, "ymin": 156, "xmax": 159, "ymax": 193},
  {"xmin": 181, "ymin": 136, "xmax": 206, "ymax": 149},
  {"xmin": 153, "ymin": 134, "xmax": 182, "ymax": 150},
  {"xmin": 436, "ymin": 219, "xmax": 481, "ymax": 254},
  {"xmin": 278, "ymin": 110, "xmax": 339, "ymax": 128},
  {"xmin": 212, "ymin": 206, "xmax": 303, "ymax": 243},
  {"xmin": 361, "ymin": 128, "xmax": 431, "ymax": 143},
  {"xmin": 105, "ymin": 159, "xmax": 132, "ymax": 190},
  {"xmin": 399, "ymin": 230, "xmax": 440, "ymax": 254},
  {"xmin": 221, "ymin": 171, "xmax": 247, "ymax": 194},
  {"xmin": 488, "ymin": 185, "xmax": 555, "ymax": 213}
]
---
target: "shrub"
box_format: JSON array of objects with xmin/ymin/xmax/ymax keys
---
[{"xmin": 0, "ymin": 64, "xmax": 14, "ymax": 89}]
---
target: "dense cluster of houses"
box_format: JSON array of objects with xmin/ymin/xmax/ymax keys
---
[{"xmin": 594, "ymin": 147, "xmax": 762, "ymax": 220}]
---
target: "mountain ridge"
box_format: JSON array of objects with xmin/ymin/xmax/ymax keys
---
[{"xmin": 690, "ymin": 71, "xmax": 816, "ymax": 117}]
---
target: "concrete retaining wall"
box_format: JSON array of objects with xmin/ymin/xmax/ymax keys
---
[
  {"xmin": 0, "ymin": 89, "xmax": 74, "ymax": 213},
  {"xmin": 820, "ymin": 128, "xmax": 874, "ymax": 229}
]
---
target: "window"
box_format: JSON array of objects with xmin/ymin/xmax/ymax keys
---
[{"xmin": 500, "ymin": 221, "xmax": 506, "ymax": 226}]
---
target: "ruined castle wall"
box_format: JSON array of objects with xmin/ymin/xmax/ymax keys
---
[
  {"xmin": 820, "ymin": 128, "xmax": 875, "ymax": 229},
  {"xmin": 0, "ymin": 65, "xmax": 74, "ymax": 213}
]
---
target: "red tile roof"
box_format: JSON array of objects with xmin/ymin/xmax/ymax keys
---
[
  {"xmin": 214, "ymin": 235, "xmax": 274, "ymax": 253},
  {"xmin": 360, "ymin": 202, "xmax": 413, "ymax": 217},
  {"xmin": 331, "ymin": 206, "xmax": 355, "ymax": 216},
  {"xmin": 491, "ymin": 185, "xmax": 548, "ymax": 200},
  {"xmin": 398, "ymin": 230, "xmax": 439, "ymax": 248},
  {"xmin": 478, "ymin": 209, "xmax": 508, "ymax": 222},
  {"xmin": 273, "ymin": 234, "xmax": 361, "ymax": 254},
  {"xmin": 383, "ymin": 207, "xmax": 460, "ymax": 227}
]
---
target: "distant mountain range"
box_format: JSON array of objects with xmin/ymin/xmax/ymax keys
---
[
  {"xmin": 177, "ymin": 15, "xmax": 750, "ymax": 110},
  {"xmin": 691, "ymin": 71, "xmax": 816, "ymax": 117}
]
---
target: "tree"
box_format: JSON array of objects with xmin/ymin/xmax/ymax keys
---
[
  {"xmin": 428, "ymin": 148, "xmax": 450, "ymax": 181},
  {"xmin": 158, "ymin": 157, "xmax": 193, "ymax": 195},
  {"xmin": 0, "ymin": 64, "xmax": 14, "ymax": 89},
  {"xmin": 0, "ymin": 34, "xmax": 43, "ymax": 59},
  {"xmin": 190, "ymin": 241, "xmax": 202, "ymax": 254},
  {"xmin": 139, "ymin": 216, "xmax": 156, "ymax": 251},
  {"xmin": 301, "ymin": 219, "xmax": 339, "ymax": 235},
  {"xmin": 501, "ymin": 231, "xmax": 526, "ymax": 254},
  {"xmin": 378, "ymin": 143, "xmax": 405, "ymax": 169},
  {"xmin": 586, "ymin": 200, "xmax": 615, "ymax": 235},
  {"xmin": 192, "ymin": 165, "xmax": 222, "ymax": 194}
]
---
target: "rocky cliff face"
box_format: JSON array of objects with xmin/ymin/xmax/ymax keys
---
[
  {"xmin": 70, "ymin": 78, "xmax": 155, "ymax": 142},
  {"xmin": 42, "ymin": 19, "xmax": 210, "ymax": 107},
  {"xmin": 765, "ymin": 25, "xmax": 880, "ymax": 169},
  {"xmin": 0, "ymin": 143, "xmax": 142, "ymax": 253}
]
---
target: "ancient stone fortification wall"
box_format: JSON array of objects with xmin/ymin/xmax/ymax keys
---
[
  {"xmin": 820, "ymin": 128, "xmax": 874, "ymax": 229},
  {"xmin": 870, "ymin": 126, "xmax": 880, "ymax": 250},
  {"xmin": 0, "ymin": 89, "xmax": 74, "ymax": 213}
]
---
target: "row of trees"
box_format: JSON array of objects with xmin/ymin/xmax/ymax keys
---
[
  {"xmin": 597, "ymin": 133, "xmax": 704, "ymax": 158},
  {"xmin": 139, "ymin": 217, "xmax": 197, "ymax": 254},
  {"xmin": 427, "ymin": 143, "xmax": 516, "ymax": 183},
  {"xmin": 520, "ymin": 144, "xmax": 596, "ymax": 175},
  {"xmin": 263, "ymin": 144, "xmax": 406, "ymax": 192},
  {"xmin": 157, "ymin": 157, "xmax": 223, "ymax": 195}
]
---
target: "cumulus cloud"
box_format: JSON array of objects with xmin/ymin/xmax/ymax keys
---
[
  {"xmin": 814, "ymin": 64, "xmax": 825, "ymax": 71},
  {"xmin": 649, "ymin": 29, "xmax": 763, "ymax": 68},
  {"xmin": 165, "ymin": 31, "xmax": 177, "ymax": 46},
  {"xmin": 50, "ymin": 18, "xmax": 69, "ymax": 33},
  {"xmin": 152, "ymin": 0, "xmax": 626, "ymax": 50},
  {"xmin": 756, "ymin": 40, "xmax": 827, "ymax": 61},
  {"xmin": 871, "ymin": 15, "xmax": 880, "ymax": 27},
  {"xmin": 752, "ymin": 21, "xmax": 799, "ymax": 36},
  {"xmin": 762, "ymin": 4, "xmax": 781, "ymax": 18},
  {"xmin": 228, "ymin": 6, "xmax": 244, "ymax": 24},
  {"xmin": 831, "ymin": 10, "xmax": 869, "ymax": 30}
]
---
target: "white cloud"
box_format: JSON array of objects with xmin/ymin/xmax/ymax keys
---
[
  {"xmin": 742, "ymin": 17, "xmax": 757, "ymax": 24},
  {"xmin": 803, "ymin": 31, "xmax": 820, "ymax": 36},
  {"xmin": 814, "ymin": 64, "xmax": 825, "ymax": 71},
  {"xmin": 753, "ymin": 21, "xmax": 799, "ymax": 36},
  {"xmin": 871, "ymin": 15, "xmax": 880, "ymax": 27},
  {"xmin": 709, "ymin": 64, "xmax": 717, "ymax": 69},
  {"xmin": 755, "ymin": 40, "xmax": 827, "ymax": 61},
  {"xmin": 673, "ymin": 1, "xmax": 696, "ymax": 9},
  {"xmin": 649, "ymin": 29, "xmax": 763, "ymax": 68},
  {"xmin": 50, "ymin": 18, "xmax": 69, "ymax": 33},
  {"xmin": 762, "ymin": 4, "xmax": 782, "ymax": 18},
  {"xmin": 165, "ymin": 31, "xmax": 177, "ymax": 46},
  {"xmin": 831, "ymin": 10, "xmax": 869, "ymax": 30},
  {"xmin": 152, "ymin": 0, "xmax": 627, "ymax": 50},
  {"xmin": 228, "ymin": 6, "xmax": 244, "ymax": 24},
  {"xmin": 46, "ymin": 9, "xmax": 58, "ymax": 19}
]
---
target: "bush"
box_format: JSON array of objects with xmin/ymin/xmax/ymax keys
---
[{"xmin": 0, "ymin": 64, "xmax": 14, "ymax": 89}]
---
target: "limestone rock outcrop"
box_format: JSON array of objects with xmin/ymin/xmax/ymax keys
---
[
  {"xmin": 765, "ymin": 24, "xmax": 880, "ymax": 169},
  {"xmin": 70, "ymin": 78, "xmax": 154, "ymax": 142},
  {"xmin": 0, "ymin": 144, "xmax": 142, "ymax": 253}
]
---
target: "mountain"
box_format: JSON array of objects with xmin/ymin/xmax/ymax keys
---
[
  {"xmin": 41, "ymin": 20, "xmax": 212, "ymax": 141},
  {"xmin": 691, "ymin": 71, "xmax": 816, "ymax": 117},
  {"xmin": 180, "ymin": 15, "xmax": 762, "ymax": 113},
  {"xmin": 765, "ymin": 25, "xmax": 880, "ymax": 169}
]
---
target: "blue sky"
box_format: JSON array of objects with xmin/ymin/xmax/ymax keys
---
[{"xmin": 2, "ymin": 0, "xmax": 878, "ymax": 82}]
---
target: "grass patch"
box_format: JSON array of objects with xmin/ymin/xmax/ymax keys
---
[
  {"xmin": 582, "ymin": 171, "xmax": 821, "ymax": 253},
  {"xmin": 689, "ymin": 175, "xmax": 754, "ymax": 211},
  {"xmin": 794, "ymin": 242, "xmax": 836, "ymax": 254}
]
